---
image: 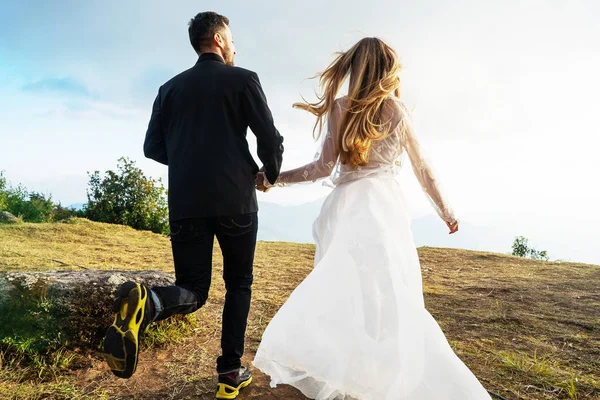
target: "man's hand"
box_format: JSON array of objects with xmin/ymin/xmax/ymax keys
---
[
  {"xmin": 255, "ymin": 171, "xmax": 270, "ymax": 192},
  {"xmin": 446, "ymin": 220, "xmax": 459, "ymax": 235}
]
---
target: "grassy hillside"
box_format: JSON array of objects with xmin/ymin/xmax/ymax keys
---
[{"xmin": 0, "ymin": 219, "xmax": 598, "ymax": 399}]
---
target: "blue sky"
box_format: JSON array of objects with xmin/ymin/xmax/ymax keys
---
[{"xmin": 1, "ymin": 0, "xmax": 599, "ymax": 263}]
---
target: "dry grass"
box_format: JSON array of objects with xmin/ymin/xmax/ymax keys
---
[
  {"xmin": 418, "ymin": 247, "xmax": 600, "ymax": 399},
  {"xmin": 0, "ymin": 219, "xmax": 173, "ymax": 273},
  {"xmin": 0, "ymin": 219, "xmax": 599, "ymax": 399}
]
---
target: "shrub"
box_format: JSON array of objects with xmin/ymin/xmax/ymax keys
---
[
  {"xmin": 85, "ymin": 158, "xmax": 168, "ymax": 234},
  {"xmin": 0, "ymin": 172, "xmax": 55, "ymax": 223},
  {"xmin": 0, "ymin": 171, "xmax": 7, "ymax": 210},
  {"xmin": 53, "ymin": 204, "xmax": 84, "ymax": 222},
  {"xmin": 511, "ymin": 236, "xmax": 549, "ymax": 261}
]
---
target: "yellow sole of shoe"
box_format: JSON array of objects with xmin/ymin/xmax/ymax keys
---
[
  {"xmin": 215, "ymin": 376, "xmax": 253, "ymax": 399},
  {"xmin": 103, "ymin": 283, "xmax": 147, "ymax": 378}
]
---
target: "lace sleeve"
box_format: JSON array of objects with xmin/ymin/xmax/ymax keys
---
[
  {"xmin": 266, "ymin": 100, "xmax": 343, "ymax": 186},
  {"xmin": 400, "ymin": 104, "xmax": 458, "ymax": 225}
]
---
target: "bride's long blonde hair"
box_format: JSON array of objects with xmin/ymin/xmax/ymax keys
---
[{"xmin": 293, "ymin": 37, "xmax": 402, "ymax": 167}]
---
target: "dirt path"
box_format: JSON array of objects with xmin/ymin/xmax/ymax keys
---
[{"xmin": 75, "ymin": 329, "xmax": 307, "ymax": 399}]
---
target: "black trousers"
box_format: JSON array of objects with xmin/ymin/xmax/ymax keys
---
[{"xmin": 151, "ymin": 213, "xmax": 258, "ymax": 373}]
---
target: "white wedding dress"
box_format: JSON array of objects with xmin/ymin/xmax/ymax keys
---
[{"xmin": 253, "ymin": 97, "xmax": 491, "ymax": 399}]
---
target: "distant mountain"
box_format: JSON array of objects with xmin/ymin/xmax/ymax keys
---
[
  {"xmin": 64, "ymin": 199, "xmax": 595, "ymax": 264},
  {"xmin": 67, "ymin": 203, "xmax": 86, "ymax": 211},
  {"xmin": 257, "ymin": 199, "xmax": 514, "ymax": 255},
  {"xmin": 257, "ymin": 199, "xmax": 324, "ymax": 243},
  {"xmin": 410, "ymin": 214, "xmax": 514, "ymax": 254}
]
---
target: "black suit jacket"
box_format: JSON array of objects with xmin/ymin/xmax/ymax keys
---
[{"xmin": 144, "ymin": 53, "xmax": 284, "ymax": 221}]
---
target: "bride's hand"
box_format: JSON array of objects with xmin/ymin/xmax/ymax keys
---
[
  {"xmin": 255, "ymin": 172, "xmax": 271, "ymax": 192},
  {"xmin": 446, "ymin": 220, "xmax": 459, "ymax": 234}
]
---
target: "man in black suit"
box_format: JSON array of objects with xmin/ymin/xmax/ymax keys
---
[{"xmin": 102, "ymin": 11, "xmax": 284, "ymax": 399}]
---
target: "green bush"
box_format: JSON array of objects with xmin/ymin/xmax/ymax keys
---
[
  {"xmin": 0, "ymin": 171, "xmax": 7, "ymax": 210},
  {"xmin": 85, "ymin": 157, "xmax": 168, "ymax": 234},
  {"xmin": 0, "ymin": 172, "xmax": 56, "ymax": 223},
  {"xmin": 52, "ymin": 204, "xmax": 84, "ymax": 222},
  {"xmin": 7, "ymin": 190, "xmax": 54, "ymax": 223},
  {"xmin": 511, "ymin": 236, "xmax": 549, "ymax": 261}
]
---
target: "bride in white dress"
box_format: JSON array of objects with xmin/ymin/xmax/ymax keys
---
[{"xmin": 253, "ymin": 37, "xmax": 491, "ymax": 400}]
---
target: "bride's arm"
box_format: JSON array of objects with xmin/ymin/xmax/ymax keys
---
[
  {"xmin": 400, "ymin": 104, "xmax": 458, "ymax": 225},
  {"xmin": 264, "ymin": 100, "xmax": 343, "ymax": 187}
]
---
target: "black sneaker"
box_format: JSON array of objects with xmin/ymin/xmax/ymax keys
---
[
  {"xmin": 216, "ymin": 366, "xmax": 253, "ymax": 399},
  {"xmin": 102, "ymin": 281, "xmax": 153, "ymax": 379}
]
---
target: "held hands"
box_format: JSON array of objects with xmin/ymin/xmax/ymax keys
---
[
  {"xmin": 446, "ymin": 220, "xmax": 459, "ymax": 235},
  {"xmin": 255, "ymin": 170, "xmax": 271, "ymax": 193}
]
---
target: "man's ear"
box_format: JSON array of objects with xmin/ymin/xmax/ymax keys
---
[{"xmin": 214, "ymin": 31, "xmax": 224, "ymax": 48}]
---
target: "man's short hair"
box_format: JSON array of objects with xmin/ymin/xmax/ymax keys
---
[{"xmin": 188, "ymin": 12, "xmax": 230, "ymax": 53}]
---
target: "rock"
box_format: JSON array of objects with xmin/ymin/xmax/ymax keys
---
[
  {"xmin": 0, "ymin": 211, "xmax": 18, "ymax": 224},
  {"xmin": 0, "ymin": 270, "xmax": 175, "ymax": 354}
]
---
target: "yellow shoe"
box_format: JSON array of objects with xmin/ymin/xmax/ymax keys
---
[
  {"xmin": 102, "ymin": 281, "xmax": 152, "ymax": 379},
  {"xmin": 216, "ymin": 366, "xmax": 253, "ymax": 399}
]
